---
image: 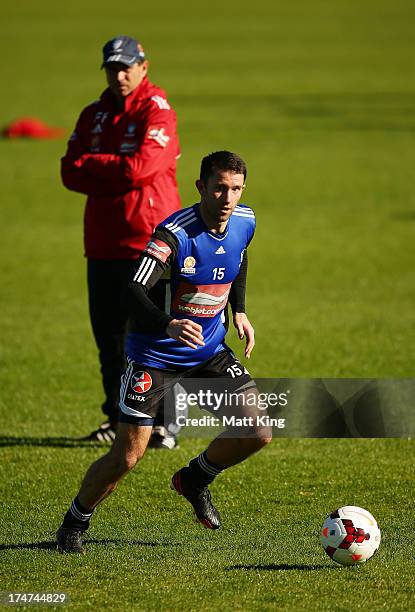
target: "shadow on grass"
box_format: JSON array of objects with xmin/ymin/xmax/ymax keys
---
[
  {"xmin": 0, "ymin": 539, "xmax": 176, "ymax": 551},
  {"xmin": 0, "ymin": 541, "xmax": 57, "ymax": 551},
  {"xmin": 0, "ymin": 436, "xmax": 108, "ymax": 448},
  {"xmin": 175, "ymin": 92, "xmax": 415, "ymax": 132},
  {"xmin": 228, "ymin": 563, "xmax": 332, "ymax": 571},
  {"xmin": 391, "ymin": 211, "xmax": 415, "ymax": 221}
]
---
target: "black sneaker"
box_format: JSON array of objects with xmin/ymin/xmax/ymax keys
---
[
  {"xmin": 82, "ymin": 421, "xmax": 117, "ymax": 443},
  {"xmin": 148, "ymin": 426, "xmax": 178, "ymax": 450},
  {"xmin": 56, "ymin": 527, "xmax": 85, "ymax": 554},
  {"xmin": 171, "ymin": 469, "xmax": 221, "ymax": 529}
]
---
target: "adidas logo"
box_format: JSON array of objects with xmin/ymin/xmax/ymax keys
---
[{"xmin": 215, "ymin": 246, "xmax": 226, "ymax": 254}]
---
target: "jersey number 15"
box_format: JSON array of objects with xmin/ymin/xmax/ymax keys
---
[{"xmin": 213, "ymin": 267, "xmax": 225, "ymax": 280}]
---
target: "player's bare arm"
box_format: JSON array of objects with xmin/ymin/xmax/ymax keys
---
[{"xmin": 233, "ymin": 312, "xmax": 255, "ymax": 359}]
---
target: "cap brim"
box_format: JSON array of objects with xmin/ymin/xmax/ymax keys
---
[{"xmin": 101, "ymin": 54, "xmax": 138, "ymax": 69}]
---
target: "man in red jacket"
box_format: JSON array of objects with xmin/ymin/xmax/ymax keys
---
[{"xmin": 61, "ymin": 35, "xmax": 181, "ymax": 446}]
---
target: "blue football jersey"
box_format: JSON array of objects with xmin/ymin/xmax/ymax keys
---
[{"xmin": 126, "ymin": 203, "xmax": 255, "ymax": 369}]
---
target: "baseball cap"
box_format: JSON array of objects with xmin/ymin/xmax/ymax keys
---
[{"xmin": 101, "ymin": 35, "xmax": 146, "ymax": 68}]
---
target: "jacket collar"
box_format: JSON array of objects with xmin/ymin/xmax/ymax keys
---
[{"xmin": 101, "ymin": 76, "xmax": 151, "ymax": 112}]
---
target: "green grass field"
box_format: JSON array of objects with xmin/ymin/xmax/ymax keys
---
[{"xmin": 1, "ymin": 1, "xmax": 415, "ymax": 610}]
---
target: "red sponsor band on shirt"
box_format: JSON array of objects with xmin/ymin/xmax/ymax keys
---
[{"xmin": 172, "ymin": 281, "xmax": 231, "ymax": 318}]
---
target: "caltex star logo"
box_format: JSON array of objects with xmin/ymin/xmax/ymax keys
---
[{"xmin": 131, "ymin": 371, "xmax": 153, "ymax": 393}]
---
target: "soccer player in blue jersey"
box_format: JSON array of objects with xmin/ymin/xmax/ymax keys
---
[{"xmin": 56, "ymin": 151, "xmax": 272, "ymax": 553}]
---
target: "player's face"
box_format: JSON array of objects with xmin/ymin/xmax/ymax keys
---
[
  {"xmin": 105, "ymin": 61, "xmax": 148, "ymax": 100},
  {"xmin": 197, "ymin": 170, "xmax": 245, "ymax": 229}
]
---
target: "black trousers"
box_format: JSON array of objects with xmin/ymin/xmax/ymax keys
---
[{"xmin": 87, "ymin": 259, "xmax": 169, "ymax": 424}]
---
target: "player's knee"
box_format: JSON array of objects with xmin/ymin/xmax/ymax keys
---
[
  {"xmin": 259, "ymin": 433, "xmax": 273, "ymax": 447},
  {"xmin": 122, "ymin": 448, "xmax": 145, "ymax": 472},
  {"xmin": 109, "ymin": 449, "xmax": 142, "ymax": 476},
  {"xmin": 254, "ymin": 426, "xmax": 273, "ymax": 448}
]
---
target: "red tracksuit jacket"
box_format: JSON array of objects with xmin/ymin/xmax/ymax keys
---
[{"xmin": 61, "ymin": 77, "xmax": 181, "ymax": 259}]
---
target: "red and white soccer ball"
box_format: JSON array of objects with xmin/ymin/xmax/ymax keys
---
[{"xmin": 320, "ymin": 506, "xmax": 381, "ymax": 566}]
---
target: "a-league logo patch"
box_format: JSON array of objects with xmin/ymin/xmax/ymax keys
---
[
  {"xmin": 131, "ymin": 371, "xmax": 153, "ymax": 393},
  {"xmin": 181, "ymin": 256, "xmax": 196, "ymax": 274}
]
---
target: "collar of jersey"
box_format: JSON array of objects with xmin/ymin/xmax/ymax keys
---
[{"xmin": 195, "ymin": 203, "xmax": 229, "ymax": 241}]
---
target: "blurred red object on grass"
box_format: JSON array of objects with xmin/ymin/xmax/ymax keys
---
[{"xmin": 2, "ymin": 117, "xmax": 66, "ymax": 139}]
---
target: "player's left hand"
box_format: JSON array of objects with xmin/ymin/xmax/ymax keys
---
[{"xmin": 233, "ymin": 312, "xmax": 255, "ymax": 359}]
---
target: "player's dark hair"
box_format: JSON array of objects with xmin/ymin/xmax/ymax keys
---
[{"xmin": 200, "ymin": 151, "xmax": 247, "ymax": 184}]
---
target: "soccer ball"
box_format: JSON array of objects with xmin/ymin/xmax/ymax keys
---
[{"xmin": 320, "ymin": 506, "xmax": 381, "ymax": 566}]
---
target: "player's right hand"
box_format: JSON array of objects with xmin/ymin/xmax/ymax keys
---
[{"xmin": 166, "ymin": 319, "xmax": 205, "ymax": 349}]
